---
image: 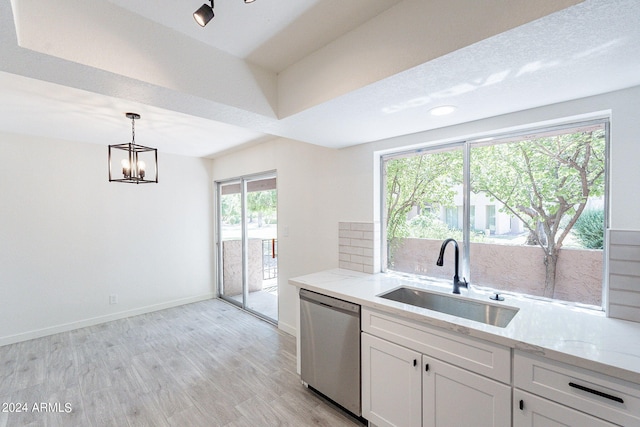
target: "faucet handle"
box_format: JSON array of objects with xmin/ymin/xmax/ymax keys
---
[{"xmin": 461, "ymin": 277, "xmax": 469, "ymax": 289}]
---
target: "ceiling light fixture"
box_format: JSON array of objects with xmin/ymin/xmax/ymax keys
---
[
  {"xmin": 429, "ymin": 105, "xmax": 457, "ymax": 116},
  {"xmin": 194, "ymin": 1, "xmax": 214, "ymax": 27},
  {"xmin": 108, "ymin": 113, "xmax": 158, "ymax": 184},
  {"xmin": 194, "ymin": 0, "xmax": 255, "ymax": 27}
]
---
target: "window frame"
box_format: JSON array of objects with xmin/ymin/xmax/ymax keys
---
[{"xmin": 380, "ymin": 118, "xmax": 610, "ymax": 310}]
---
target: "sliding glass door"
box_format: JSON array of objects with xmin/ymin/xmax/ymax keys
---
[
  {"xmin": 218, "ymin": 180, "xmax": 244, "ymax": 304},
  {"xmin": 217, "ymin": 173, "xmax": 278, "ymax": 323}
]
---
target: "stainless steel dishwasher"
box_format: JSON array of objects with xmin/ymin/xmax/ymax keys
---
[{"xmin": 300, "ymin": 288, "xmax": 361, "ymax": 416}]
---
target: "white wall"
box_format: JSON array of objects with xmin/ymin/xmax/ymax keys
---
[
  {"xmin": 0, "ymin": 132, "xmax": 215, "ymax": 345},
  {"xmin": 211, "ymin": 137, "xmax": 339, "ymax": 334}
]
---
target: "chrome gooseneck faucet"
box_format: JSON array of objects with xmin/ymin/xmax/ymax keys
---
[{"xmin": 436, "ymin": 238, "xmax": 468, "ymax": 294}]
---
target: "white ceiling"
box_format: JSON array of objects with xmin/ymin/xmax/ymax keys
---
[
  {"xmin": 106, "ymin": 0, "xmax": 405, "ymax": 73},
  {"xmin": 1, "ymin": 0, "xmax": 639, "ymax": 158}
]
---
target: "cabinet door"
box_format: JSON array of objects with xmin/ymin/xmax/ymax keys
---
[
  {"xmin": 362, "ymin": 332, "xmax": 421, "ymax": 427},
  {"xmin": 423, "ymin": 356, "xmax": 510, "ymax": 427},
  {"xmin": 513, "ymin": 390, "xmax": 617, "ymax": 427}
]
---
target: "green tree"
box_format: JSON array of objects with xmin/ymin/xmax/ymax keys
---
[
  {"xmin": 221, "ymin": 193, "xmax": 241, "ymax": 225},
  {"xmin": 247, "ymin": 189, "xmax": 277, "ymax": 227},
  {"xmin": 408, "ymin": 211, "xmax": 487, "ymax": 243},
  {"xmin": 386, "ymin": 150, "xmax": 463, "ymax": 242},
  {"xmin": 471, "ymin": 129, "xmax": 606, "ymax": 297},
  {"xmin": 385, "ymin": 150, "xmax": 463, "ymax": 268},
  {"xmin": 408, "ymin": 211, "xmax": 462, "ymax": 240}
]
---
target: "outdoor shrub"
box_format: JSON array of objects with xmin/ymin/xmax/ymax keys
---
[
  {"xmin": 408, "ymin": 212, "xmax": 460, "ymax": 240},
  {"xmin": 573, "ymin": 209, "xmax": 604, "ymax": 249}
]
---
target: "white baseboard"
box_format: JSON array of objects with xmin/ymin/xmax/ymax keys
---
[
  {"xmin": 278, "ymin": 319, "xmax": 296, "ymax": 337},
  {"xmin": 0, "ymin": 293, "xmax": 216, "ymax": 347}
]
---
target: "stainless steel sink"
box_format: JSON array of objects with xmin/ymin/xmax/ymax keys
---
[{"xmin": 377, "ymin": 287, "xmax": 518, "ymax": 328}]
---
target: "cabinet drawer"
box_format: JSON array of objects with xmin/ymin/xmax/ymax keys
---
[
  {"xmin": 362, "ymin": 307, "xmax": 511, "ymax": 383},
  {"xmin": 514, "ymin": 389, "xmax": 617, "ymax": 426},
  {"xmin": 514, "ymin": 350, "xmax": 640, "ymax": 426}
]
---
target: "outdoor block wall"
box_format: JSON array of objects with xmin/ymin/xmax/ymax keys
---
[
  {"xmin": 222, "ymin": 239, "xmax": 264, "ymax": 296},
  {"xmin": 339, "ymin": 222, "xmax": 381, "ymax": 274},
  {"xmin": 390, "ymin": 238, "xmax": 603, "ymax": 306}
]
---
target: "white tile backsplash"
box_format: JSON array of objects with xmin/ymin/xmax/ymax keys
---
[
  {"xmin": 339, "ymin": 221, "xmax": 380, "ymax": 274},
  {"xmin": 608, "ymin": 230, "xmax": 640, "ymax": 322}
]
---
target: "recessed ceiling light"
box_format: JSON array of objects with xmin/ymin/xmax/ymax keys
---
[{"xmin": 429, "ymin": 105, "xmax": 457, "ymax": 116}]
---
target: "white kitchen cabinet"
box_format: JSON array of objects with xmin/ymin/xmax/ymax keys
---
[
  {"xmin": 362, "ymin": 332, "xmax": 422, "ymax": 427},
  {"xmin": 514, "ymin": 350, "xmax": 640, "ymax": 426},
  {"xmin": 423, "ymin": 356, "xmax": 511, "ymax": 427},
  {"xmin": 361, "ymin": 307, "xmax": 511, "ymax": 383},
  {"xmin": 358, "ymin": 307, "xmax": 640, "ymax": 427},
  {"xmin": 513, "ymin": 390, "xmax": 617, "ymax": 427},
  {"xmin": 362, "ymin": 304, "xmax": 513, "ymax": 427}
]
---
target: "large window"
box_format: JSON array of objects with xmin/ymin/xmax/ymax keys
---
[{"xmin": 383, "ymin": 120, "xmax": 608, "ymax": 308}]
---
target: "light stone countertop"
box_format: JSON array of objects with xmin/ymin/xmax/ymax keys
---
[{"xmin": 289, "ymin": 268, "xmax": 640, "ymax": 385}]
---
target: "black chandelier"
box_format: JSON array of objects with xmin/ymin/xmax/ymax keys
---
[
  {"xmin": 108, "ymin": 113, "xmax": 158, "ymax": 184},
  {"xmin": 194, "ymin": 0, "xmax": 256, "ymax": 27}
]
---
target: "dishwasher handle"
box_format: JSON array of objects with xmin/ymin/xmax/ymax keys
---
[{"xmin": 300, "ymin": 289, "xmax": 360, "ymax": 316}]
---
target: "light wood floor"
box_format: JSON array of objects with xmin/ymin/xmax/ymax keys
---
[{"xmin": 0, "ymin": 299, "xmax": 364, "ymax": 426}]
